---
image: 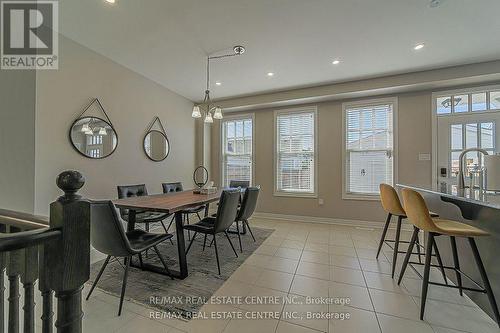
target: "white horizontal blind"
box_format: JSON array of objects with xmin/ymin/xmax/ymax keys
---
[
  {"xmin": 222, "ymin": 118, "xmax": 253, "ymax": 187},
  {"xmin": 276, "ymin": 110, "xmax": 315, "ymax": 194},
  {"xmin": 345, "ymin": 103, "xmax": 394, "ymax": 195}
]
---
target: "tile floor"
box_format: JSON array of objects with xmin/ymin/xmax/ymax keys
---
[{"xmin": 81, "ymin": 217, "xmax": 500, "ymax": 333}]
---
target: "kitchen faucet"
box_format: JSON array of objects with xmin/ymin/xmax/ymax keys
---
[{"xmin": 457, "ymin": 148, "xmax": 489, "ymax": 189}]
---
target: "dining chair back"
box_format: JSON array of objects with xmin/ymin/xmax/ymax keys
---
[
  {"xmin": 90, "ymin": 200, "xmax": 132, "ymax": 257},
  {"xmin": 117, "ymin": 184, "xmax": 148, "ymax": 216},
  {"xmin": 162, "ymin": 182, "xmax": 183, "ymax": 193},
  {"xmin": 214, "ymin": 189, "xmax": 241, "ymax": 233},
  {"xmin": 231, "ymin": 186, "xmax": 261, "ymax": 252},
  {"xmin": 117, "ymin": 184, "xmax": 148, "ymax": 197},
  {"xmin": 229, "ymin": 180, "xmax": 250, "ymax": 189},
  {"xmin": 237, "ymin": 186, "xmax": 260, "ymax": 221}
]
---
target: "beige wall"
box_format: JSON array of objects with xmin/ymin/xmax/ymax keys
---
[
  {"xmin": 0, "ymin": 70, "xmax": 36, "ymax": 213},
  {"xmin": 34, "ymin": 36, "xmax": 196, "ymax": 215},
  {"xmin": 211, "ymin": 91, "xmax": 434, "ymax": 223}
]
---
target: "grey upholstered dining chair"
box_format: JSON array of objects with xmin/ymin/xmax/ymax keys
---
[
  {"xmin": 162, "ymin": 182, "xmax": 205, "ymax": 240},
  {"xmin": 86, "ymin": 200, "xmax": 173, "ymax": 315},
  {"xmin": 117, "ymin": 184, "xmax": 171, "ymax": 235},
  {"xmin": 233, "ymin": 186, "xmax": 260, "ymax": 252},
  {"xmin": 183, "ymin": 189, "xmax": 241, "ymax": 275}
]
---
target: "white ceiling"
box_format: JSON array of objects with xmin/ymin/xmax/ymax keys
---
[{"xmin": 60, "ymin": 0, "xmax": 500, "ymax": 102}]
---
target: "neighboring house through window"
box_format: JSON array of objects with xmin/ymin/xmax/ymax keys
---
[
  {"xmin": 274, "ymin": 107, "xmax": 317, "ymax": 197},
  {"xmin": 343, "ymin": 98, "xmax": 397, "ymax": 199},
  {"xmin": 221, "ymin": 115, "xmax": 254, "ymax": 187}
]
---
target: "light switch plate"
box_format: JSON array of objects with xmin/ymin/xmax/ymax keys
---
[
  {"xmin": 318, "ymin": 198, "xmax": 324, "ymax": 205},
  {"xmin": 419, "ymin": 153, "xmax": 431, "ymax": 161}
]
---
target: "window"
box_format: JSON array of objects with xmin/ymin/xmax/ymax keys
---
[
  {"xmin": 87, "ymin": 135, "xmax": 103, "ymax": 145},
  {"xmin": 343, "ymin": 98, "xmax": 396, "ymax": 199},
  {"xmin": 432, "ymin": 85, "xmax": 500, "ymax": 188},
  {"xmin": 221, "ymin": 115, "xmax": 253, "ymax": 187},
  {"xmin": 86, "ymin": 135, "xmax": 103, "ymax": 158},
  {"xmin": 449, "ymin": 122, "xmax": 495, "ymax": 176},
  {"xmin": 434, "ymin": 86, "xmax": 500, "ymax": 115},
  {"xmin": 89, "ymin": 149, "xmax": 100, "ymax": 158},
  {"xmin": 274, "ymin": 107, "xmax": 317, "ymax": 196}
]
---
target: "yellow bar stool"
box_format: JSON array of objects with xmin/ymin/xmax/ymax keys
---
[
  {"xmin": 377, "ymin": 184, "xmax": 443, "ymax": 279},
  {"xmin": 399, "ymin": 188, "xmax": 500, "ymax": 326}
]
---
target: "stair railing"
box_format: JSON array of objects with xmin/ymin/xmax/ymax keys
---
[{"xmin": 0, "ymin": 170, "xmax": 90, "ymax": 333}]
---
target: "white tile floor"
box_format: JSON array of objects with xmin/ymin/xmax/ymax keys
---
[{"xmin": 81, "ymin": 217, "xmax": 500, "ymax": 333}]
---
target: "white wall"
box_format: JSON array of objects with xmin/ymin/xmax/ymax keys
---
[
  {"xmin": 0, "ymin": 70, "xmax": 36, "ymax": 213},
  {"xmin": 34, "ymin": 36, "xmax": 196, "ymax": 215}
]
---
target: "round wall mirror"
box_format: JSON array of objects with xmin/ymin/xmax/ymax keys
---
[
  {"xmin": 69, "ymin": 116, "xmax": 118, "ymax": 159},
  {"xmin": 144, "ymin": 130, "xmax": 170, "ymax": 161}
]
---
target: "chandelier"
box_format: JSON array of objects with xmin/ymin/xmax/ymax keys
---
[{"xmin": 192, "ymin": 45, "xmax": 246, "ymax": 123}]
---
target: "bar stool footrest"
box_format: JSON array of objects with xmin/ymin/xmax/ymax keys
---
[
  {"xmin": 429, "ymin": 281, "xmax": 486, "ymax": 293},
  {"xmin": 407, "ymin": 261, "xmax": 486, "ymax": 291}
]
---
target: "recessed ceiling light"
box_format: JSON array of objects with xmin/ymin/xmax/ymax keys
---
[
  {"xmin": 215, "ymin": 81, "xmax": 222, "ymax": 86},
  {"xmin": 414, "ymin": 43, "xmax": 425, "ymax": 50},
  {"xmin": 267, "ymin": 72, "xmax": 274, "ymax": 77},
  {"xmin": 332, "ymin": 59, "xmax": 340, "ymax": 65},
  {"xmin": 105, "ymin": 0, "xmax": 116, "ymax": 4}
]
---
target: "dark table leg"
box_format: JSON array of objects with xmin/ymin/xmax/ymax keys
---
[
  {"xmin": 128, "ymin": 211, "xmax": 189, "ymax": 279},
  {"xmin": 174, "ymin": 211, "xmax": 188, "ymax": 279},
  {"xmin": 126, "ymin": 210, "xmax": 136, "ymax": 232},
  {"xmin": 204, "ymin": 204, "xmax": 210, "ymax": 217}
]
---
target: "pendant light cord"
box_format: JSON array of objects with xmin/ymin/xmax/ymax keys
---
[
  {"xmin": 200, "ymin": 46, "xmax": 245, "ymax": 109},
  {"xmin": 206, "ymin": 57, "xmax": 210, "ymax": 92}
]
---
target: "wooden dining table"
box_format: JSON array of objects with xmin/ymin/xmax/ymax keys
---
[{"xmin": 113, "ymin": 189, "xmax": 223, "ymax": 279}]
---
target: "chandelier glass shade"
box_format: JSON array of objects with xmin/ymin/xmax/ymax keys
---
[
  {"xmin": 80, "ymin": 118, "xmax": 108, "ymax": 136},
  {"xmin": 81, "ymin": 123, "xmax": 90, "ymax": 132},
  {"xmin": 213, "ymin": 107, "xmax": 223, "ymax": 119},
  {"xmin": 191, "ymin": 106, "xmax": 202, "ymax": 118},
  {"xmin": 204, "ymin": 112, "xmax": 214, "ymax": 123}
]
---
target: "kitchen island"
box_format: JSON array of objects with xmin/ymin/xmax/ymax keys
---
[{"xmin": 397, "ymin": 184, "xmax": 500, "ymax": 321}]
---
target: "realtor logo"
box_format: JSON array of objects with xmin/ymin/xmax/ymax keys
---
[{"xmin": 1, "ymin": 0, "xmax": 58, "ymax": 69}]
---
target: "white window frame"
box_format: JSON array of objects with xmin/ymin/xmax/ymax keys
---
[
  {"xmin": 431, "ymin": 84, "xmax": 500, "ymax": 188},
  {"xmin": 448, "ymin": 121, "xmax": 496, "ymax": 176},
  {"xmin": 219, "ymin": 113, "xmax": 255, "ymax": 187},
  {"xmin": 342, "ymin": 97, "xmax": 399, "ymax": 200},
  {"xmin": 273, "ymin": 106, "xmax": 318, "ymax": 198}
]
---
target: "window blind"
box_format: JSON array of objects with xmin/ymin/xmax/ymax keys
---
[
  {"xmin": 222, "ymin": 118, "xmax": 253, "ymax": 187},
  {"xmin": 276, "ymin": 111, "xmax": 315, "ymax": 194},
  {"xmin": 345, "ymin": 103, "xmax": 394, "ymax": 195}
]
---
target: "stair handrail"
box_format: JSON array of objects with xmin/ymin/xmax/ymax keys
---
[{"xmin": 0, "ymin": 209, "xmax": 49, "ymax": 230}]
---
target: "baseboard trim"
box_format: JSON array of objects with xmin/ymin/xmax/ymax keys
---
[
  {"xmin": 251, "ymin": 212, "xmax": 383, "ymax": 229},
  {"xmin": 251, "ymin": 212, "xmax": 415, "ymax": 231}
]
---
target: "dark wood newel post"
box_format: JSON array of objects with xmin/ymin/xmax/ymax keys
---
[{"xmin": 44, "ymin": 171, "xmax": 90, "ymax": 333}]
